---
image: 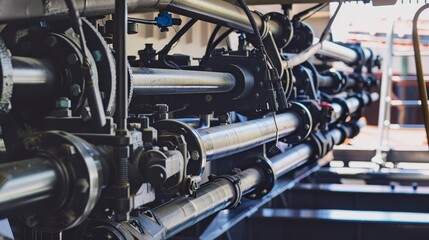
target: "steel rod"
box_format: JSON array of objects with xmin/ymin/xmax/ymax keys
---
[
  {"xmin": 197, "ymin": 112, "xmax": 300, "ymax": 161},
  {"xmin": 152, "ymin": 168, "xmax": 264, "ymax": 238},
  {"xmin": 132, "ymin": 68, "xmax": 236, "ymax": 95},
  {"xmin": 271, "ymin": 144, "xmax": 312, "ymax": 177},
  {"xmin": 11, "ymin": 57, "xmax": 60, "ymax": 98},
  {"xmin": 0, "ymin": 157, "xmax": 59, "ymax": 218}
]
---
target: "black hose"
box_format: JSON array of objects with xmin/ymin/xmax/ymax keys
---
[{"xmin": 412, "ymin": 4, "xmax": 429, "ymax": 148}]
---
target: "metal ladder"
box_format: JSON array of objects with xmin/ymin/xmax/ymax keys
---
[{"xmin": 372, "ymin": 20, "xmax": 428, "ymax": 165}]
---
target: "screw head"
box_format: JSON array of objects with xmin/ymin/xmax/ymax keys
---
[
  {"xmin": 191, "ymin": 150, "xmax": 200, "ymax": 160},
  {"xmin": 67, "ymin": 53, "xmax": 79, "ymax": 65},
  {"xmin": 205, "ymin": 95, "xmax": 213, "ymax": 102},
  {"xmin": 69, "ymin": 84, "xmax": 82, "ymax": 97},
  {"xmin": 60, "ymin": 144, "xmax": 76, "ymax": 156}
]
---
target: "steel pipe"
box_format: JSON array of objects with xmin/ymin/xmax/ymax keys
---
[
  {"xmin": 331, "ymin": 93, "xmax": 379, "ymax": 123},
  {"xmin": 0, "ymin": 0, "xmax": 170, "ymax": 22},
  {"xmin": 271, "ymin": 144, "xmax": 312, "ymax": 177},
  {"xmin": 150, "ymin": 124, "xmax": 357, "ymax": 239},
  {"xmin": 318, "ymin": 40, "xmax": 359, "ymax": 64},
  {"xmin": 11, "ymin": 57, "xmax": 60, "ymax": 98},
  {"xmin": 132, "ymin": 68, "xmax": 236, "ymax": 95},
  {"xmin": 0, "ymin": 157, "xmax": 59, "ymax": 218},
  {"xmin": 152, "ymin": 168, "xmax": 264, "ymax": 238},
  {"xmin": 197, "ymin": 112, "xmax": 300, "ymax": 161}
]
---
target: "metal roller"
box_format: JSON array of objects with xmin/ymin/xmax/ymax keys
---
[
  {"xmin": 196, "ymin": 112, "xmax": 300, "ymax": 161},
  {"xmin": 0, "ymin": 157, "xmax": 59, "ymax": 218},
  {"xmin": 132, "ymin": 67, "xmax": 236, "ymax": 95},
  {"xmin": 152, "ymin": 168, "xmax": 264, "ymax": 238},
  {"xmin": 12, "ymin": 57, "xmax": 60, "ymax": 98},
  {"xmin": 331, "ymin": 93, "xmax": 379, "ymax": 123},
  {"xmin": 147, "ymin": 124, "xmax": 356, "ymax": 239}
]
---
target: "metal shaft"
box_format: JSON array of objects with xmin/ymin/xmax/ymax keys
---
[
  {"xmin": 152, "ymin": 168, "xmax": 264, "ymax": 238},
  {"xmin": 150, "ymin": 124, "xmax": 356, "ymax": 239},
  {"xmin": 0, "ymin": 157, "xmax": 59, "ymax": 218},
  {"xmin": 197, "ymin": 112, "xmax": 300, "ymax": 161},
  {"xmin": 11, "ymin": 57, "xmax": 60, "ymax": 98},
  {"xmin": 331, "ymin": 93, "xmax": 379, "ymax": 123},
  {"xmin": 271, "ymin": 144, "xmax": 312, "ymax": 177},
  {"xmin": 132, "ymin": 68, "xmax": 236, "ymax": 95},
  {"xmin": 317, "ymin": 40, "xmax": 372, "ymax": 64}
]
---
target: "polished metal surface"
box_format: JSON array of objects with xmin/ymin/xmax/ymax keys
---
[
  {"xmin": 132, "ymin": 68, "xmax": 236, "ymax": 95},
  {"xmin": 12, "ymin": 57, "xmax": 59, "ymax": 97},
  {"xmin": 0, "ymin": 0, "xmax": 170, "ymax": 21},
  {"xmin": 346, "ymin": 97, "xmax": 361, "ymax": 115},
  {"xmin": 271, "ymin": 144, "xmax": 312, "ymax": 177},
  {"xmin": 154, "ymin": 179, "xmax": 235, "ymax": 238},
  {"xmin": 318, "ymin": 74, "xmax": 334, "ymax": 88},
  {"xmin": 0, "ymin": 157, "xmax": 57, "ymax": 217},
  {"xmin": 318, "ymin": 40, "xmax": 359, "ymax": 64},
  {"xmin": 329, "ymin": 128, "xmax": 344, "ymax": 145},
  {"xmin": 256, "ymin": 208, "xmax": 429, "ymax": 224},
  {"xmin": 197, "ymin": 112, "xmax": 300, "ymax": 161},
  {"xmin": 166, "ymin": 0, "xmax": 260, "ymax": 34},
  {"xmin": 153, "ymin": 168, "xmax": 263, "ymax": 238}
]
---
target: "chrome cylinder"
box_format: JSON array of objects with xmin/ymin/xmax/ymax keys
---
[
  {"xmin": 318, "ymin": 40, "xmax": 359, "ymax": 64},
  {"xmin": 197, "ymin": 112, "xmax": 300, "ymax": 161},
  {"xmin": 12, "ymin": 57, "xmax": 60, "ymax": 98},
  {"xmin": 318, "ymin": 74, "xmax": 334, "ymax": 88},
  {"xmin": 0, "ymin": 157, "xmax": 58, "ymax": 217},
  {"xmin": 153, "ymin": 168, "xmax": 263, "ymax": 238},
  {"xmin": 271, "ymin": 144, "xmax": 312, "ymax": 177},
  {"xmin": 132, "ymin": 68, "xmax": 236, "ymax": 95}
]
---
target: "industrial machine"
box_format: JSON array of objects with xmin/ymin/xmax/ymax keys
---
[{"xmin": 0, "ymin": 0, "xmax": 383, "ymax": 239}]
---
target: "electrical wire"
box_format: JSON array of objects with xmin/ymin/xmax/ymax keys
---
[
  {"xmin": 207, "ymin": 28, "xmax": 234, "ymax": 55},
  {"xmin": 293, "ymin": 3, "xmax": 327, "ymax": 21},
  {"xmin": 128, "ymin": 17, "xmax": 157, "ymax": 25},
  {"xmin": 412, "ymin": 4, "xmax": 429, "ymax": 148},
  {"xmin": 319, "ymin": 1, "xmax": 343, "ymax": 42},
  {"xmin": 157, "ymin": 18, "xmax": 198, "ymax": 58},
  {"xmin": 235, "ymin": 0, "xmax": 281, "ymax": 150},
  {"xmin": 283, "ymin": 1, "xmax": 344, "ymax": 68},
  {"xmin": 204, "ymin": 25, "xmax": 222, "ymax": 59},
  {"xmin": 301, "ymin": 3, "xmax": 328, "ymax": 22}
]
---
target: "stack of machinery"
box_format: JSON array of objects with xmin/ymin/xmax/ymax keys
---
[{"xmin": 0, "ymin": 0, "xmax": 383, "ymax": 239}]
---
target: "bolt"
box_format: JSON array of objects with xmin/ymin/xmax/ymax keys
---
[
  {"xmin": 296, "ymin": 136, "xmax": 302, "ymax": 141},
  {"xmin": 305, "ymin": 124, "xmax": 310, "ymax": 130},
  {"xmin": 69, "ymin": 84, "xmax": 82, "ymax": 97},
  {"xmin": 60, "ymin": 144, "xmax": 76, "ymax": 156},
  {"xmin": 76, "ymin": 178, "xmax": 89, "ymax": 193},
  {"xmin": 255, "ymin": 67, "xmax": 261, "ymax": 72},
  {"xmin": 254, "ymin": 93, "xmax": 260, "ymax": 98},
  {"xmin": 105, "ymin": 233, "xmax": 113, "ymax": 240},
  {"xmin": 46, "ymin": 36, "xmax": 58, "ymax": 48},
  {"xmin": 67, "ymin": 53, "xmax": 79, "ymax": 65},
  {"xmin": 249, "ymin": 194, "xmax": 257, "ymax": 198},
  {"xmin": 301, "ymin": 109, "xmax": 306, "ymax": 114},
  {"xmin": 92, "ymin": 50, "xmax": 103, "ymax": 62},
  {"xmin": 191, "ymin": 150, "xmax": 200, "ymax": 160},
  {"xmin": 55, "ymin": 97, "xmax": 71, "ymax": 109},
  {"xmin": 205, "ymin": 94, "xmax": 213, "ymax": 102},
  {"xmin": 259, "ymin": 81, "xmax": 264, "ymax": 87},
  {"xmin": 266, "ymin": 169, "xmax": 272, "ymax": 174},
  {"xmin": 25, "ymin": 215, "xmax": 38, "ymax": 227},
  {"xmin": 261, "ymin": 189, "xmax": 267, "ymax": 195}
]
